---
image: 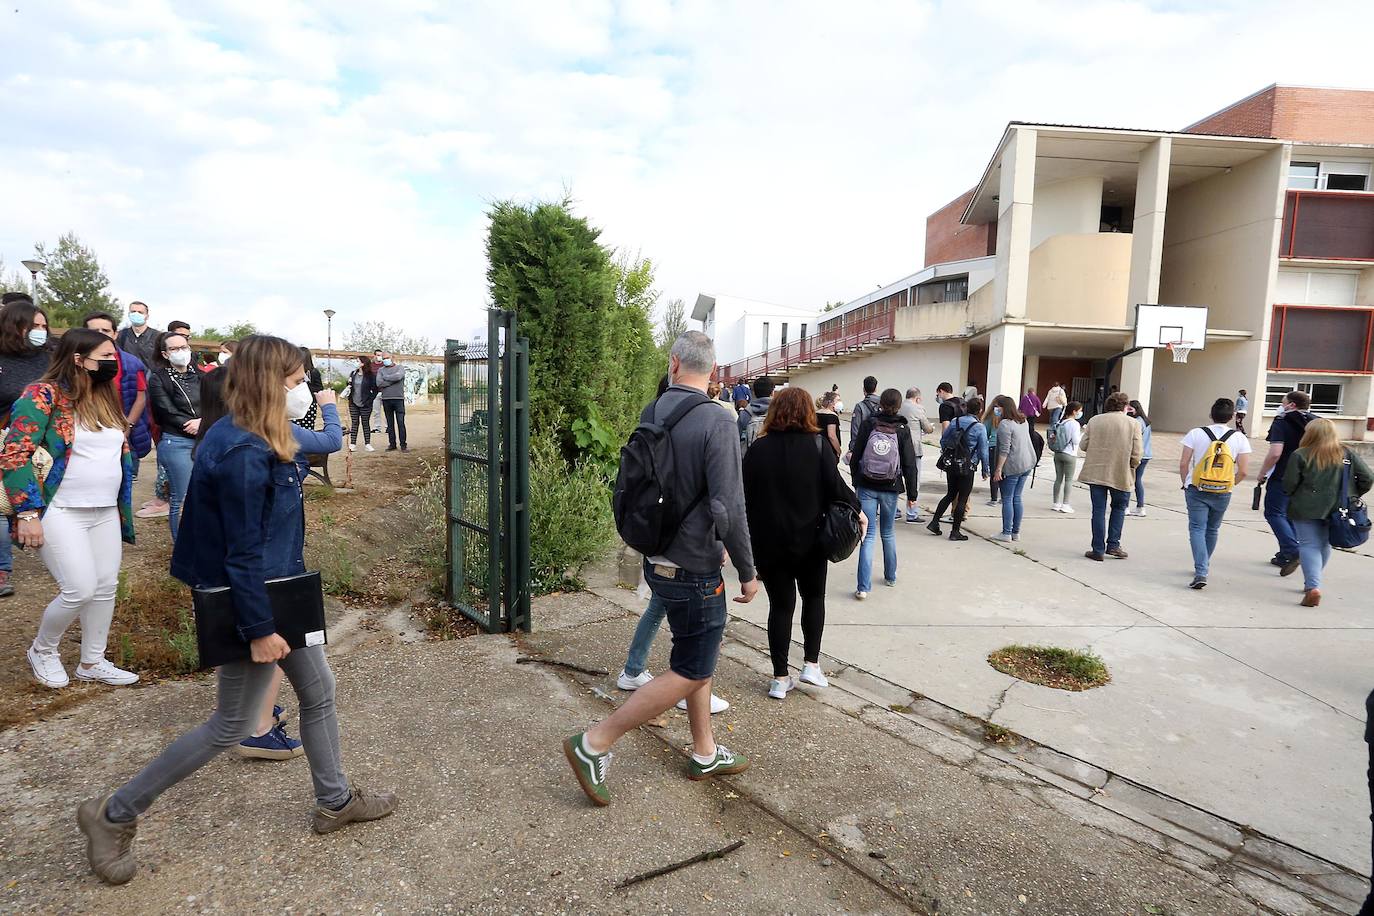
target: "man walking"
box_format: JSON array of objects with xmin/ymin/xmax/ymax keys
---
[
  {"xmin": 848, "ymin": 376, "xmax": 880, "ymax": 450},
  {"xmin": 565, "ymin": 331, "xmax": 758, "ymax": 806},
  {"xmin": 1044, "ymin": 381, "xmax": 1068, "ymax": 428},
  {"xmin": 1019, "ymin": 386, "xmax": 1043, "ymax": 434},
  {"xmin": 1234, "ymin": 389, "xmax": 1249, "ymax": 433},
  {"xmin": 1178, "ymin": 398, "xmax": 1252, "ymax": 589},
  {"xmin": 1078, "ymin": 391, "xmax": 1142, "ymax": 561},
  {"xmin": 935, "ymin": 381, "xmax": 962, "ymax": 434},
  {"xmin": 375, "ymin": 352, "xmax": 408, "ymax": 451},
  {"xmin": 1257, "ymin": 390, "xmax": 1314, "ymax": 571},
  {"xmin": 899, "ymin": 387, "xmax": 935, "ymax": 522}
]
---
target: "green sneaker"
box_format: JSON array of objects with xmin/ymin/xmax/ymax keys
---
[
  {"xmin": 687, "ymin": 744, "xmax": 750, "ymax": 781},
  {"xmin": 563, "ymin": 733, "xmax": 613, "ymax": 806}
]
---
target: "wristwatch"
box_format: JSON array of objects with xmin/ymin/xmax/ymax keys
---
[{"xmin": 17, "ymin": 511, "xmax": 39, "ymax": 521}]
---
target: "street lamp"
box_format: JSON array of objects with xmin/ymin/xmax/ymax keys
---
[
  {"xmin": 323, "ymin": 309, "xmax": 336, "ymax": 382},
  {"xmin": 20, "ymin": 259, "xmax": 45, "ymax": 298}
]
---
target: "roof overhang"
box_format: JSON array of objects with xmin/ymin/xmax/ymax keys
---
[{"xmin": 692, "ymin": 293, "xmax": 715, "ymax": 322}]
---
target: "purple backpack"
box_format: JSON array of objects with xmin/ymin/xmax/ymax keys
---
[{"xmin": 860, "ymin": 418, "xmax": 900, "ymax": 483}]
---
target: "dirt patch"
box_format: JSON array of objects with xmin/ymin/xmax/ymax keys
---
[{"xmin": 987, "ymin": 644, "xmax": 1111, "ymax": 691}]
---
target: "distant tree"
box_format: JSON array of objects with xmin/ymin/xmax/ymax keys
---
[
  {"xmin": 342, "ymin": 320, "xmax": 436, "ymax": 356},
  {"xmin": 821, "ymin": 300, "xmax": 846, "ymax": 313},
  {"xmin": 657, "ymin": 296, "xmax": 688, "ymax": 350},
  {"xmin": 199, "ymin": 321, "xmax": 262, "ymax": 342},
  {"xmin": 31, "ymin": 233, "xmax": 121, "ymax": 327},
  {"xmin": 0, "ymin": 257, "xmax": 35, "ymax": 298}
]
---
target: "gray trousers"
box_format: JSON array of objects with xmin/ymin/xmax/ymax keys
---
[{"xmin": 107, "ymin": 646, "xmax": 349, "ymax": 822}]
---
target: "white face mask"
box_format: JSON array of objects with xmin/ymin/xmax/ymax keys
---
[
  {"xmin": 218, "ymin": 352, "xmax": 230, "ymax": 365},
  {"xmin": 168, "ymin": 350, "xmax": 192, "ymax": 369},
  {"xmin": 284, "ymin": 381, "xmax": 313, "ymax": 420}
]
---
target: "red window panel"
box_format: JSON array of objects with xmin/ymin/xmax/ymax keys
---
[{"xmin": 1269, "ymin": 305, "xmax": 1374, "ymax": 372}]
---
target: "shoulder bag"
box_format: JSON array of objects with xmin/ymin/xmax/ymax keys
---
[
  {"xmin": 1328, "ymin": 451, "xmax": 1371, "ymax": 549},
  {"xmin": 815, "ymin": 437, "xmax": 861, "ymax": 562}
]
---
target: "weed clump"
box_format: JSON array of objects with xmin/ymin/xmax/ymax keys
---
[{"xmin": 987, "ymin": 645, "xmax": 1110, "ymax": 691}]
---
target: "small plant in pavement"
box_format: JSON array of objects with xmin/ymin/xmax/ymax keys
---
[{"xmin": 988, "ymin": 645, "xmax": 1110, "ymax": 691}]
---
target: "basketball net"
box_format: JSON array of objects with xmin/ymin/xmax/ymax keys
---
[{"xmin": 1167, "ymin": 341, "xmax": 1193, "ymax": 364}]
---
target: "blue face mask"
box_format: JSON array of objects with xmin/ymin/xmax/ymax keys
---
[
  {"xmin": 993, "ymin": 406, "xmax": 1002, "ymax": 418},
  {"xmin": 27, "ymin": 329, "xmax": 47, "ymax": 348},
  {"xmin": 129, "ymin": 312, "xmax": 147, "ymax": 327},
  {"xmin": 382, "ymin": 358, "xmax": 394, "ymax": 367}
]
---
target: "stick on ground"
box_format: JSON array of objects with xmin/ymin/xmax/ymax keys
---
[
  {"xmin": 515, "ymin": 657, "xmax": 610, "ymax": 677},
  {"xmin": 617, "ymin": 840, "xmax": 745, "ymax": 890}
]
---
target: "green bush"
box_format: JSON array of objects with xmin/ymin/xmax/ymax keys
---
[
  {"xmin": 530, "ymin": 430, "xmax": 615, "ymax": 594},
  {"xmin": 163, "ymin": 609, "xmax": 200, "ymax": 674}
]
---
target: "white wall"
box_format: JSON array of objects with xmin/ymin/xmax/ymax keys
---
[
  {"xmin": 741, "ymin": 312, "xmax": 818, "ymax": 356},
  {"xmin": 711, "ymin": 317, "xmax": 746, "ymax": 367},
  {"xmin": 1149, "ymin": 340, "xmax": 1262, "ymax": 432},
  {"xmin": 787, "ymin": 340, "xmax": 966, "ymax": 414},
  {"xmin": 1030, "ymin": 176, "xmax": 1105, "ymax": 250}
]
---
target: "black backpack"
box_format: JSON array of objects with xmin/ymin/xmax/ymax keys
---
[
  {"xmin": 937, "ymin": 417, "xmax": 976, "ymax": 475},
  {"xmin": 612, "ymin": 392, "xmax": 713, "ymax": 557}
]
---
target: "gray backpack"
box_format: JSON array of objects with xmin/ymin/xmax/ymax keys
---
[
  {"xmin": 860, "ymin": 417, "xmax": 901, "ymax": 483},
  {"xmin": 741, "ymin": 409, "xmax": 766, "ymax": 452}
]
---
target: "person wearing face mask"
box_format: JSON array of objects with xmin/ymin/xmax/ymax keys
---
[
  {"xmin": 146, "ymin": 332, "xmax": 203, "ymax": 539},
  {"xmin": 116, "ymin": 301, "xmax": 160, "ymax": 369},
  {"xmin": 375, "ymin": 351, "xmax": 408, "ymax": 451},
  {"xmin": 1049, "ymin": 401, "xmax": 1084, "ymax": 513},
  {"xmin": 0, "ymin": 295, "xmax": 54, "ymax": 598},
  {"xmin": 289, "ymin": 347, "xmax": 325, "ymax": 432},
  {"xmin": 2, "ymin": 329, "xmax": 138, "ymax": 689},
  {"xmin": 83, "ymin": 312, "xmax": 153, "ymax": 482}
]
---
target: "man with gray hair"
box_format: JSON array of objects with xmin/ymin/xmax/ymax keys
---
[
  {"xmin": 898, "ymin": 387, "xmax": 935, "ymax": 522},
  {"xmin": 565, "ymin": 330, "xmax": 759, "ymax": 806}
]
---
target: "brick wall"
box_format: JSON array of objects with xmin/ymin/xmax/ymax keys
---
[
  {"xmin": 1186, "ymin": 85, "xmax": 1374, "ymax": 144},
  {"xmin": 1186, "ymin": 86, "xmax": 1277, "ymax": 138},
  {"xmin": 924, "ymin": 189, "xmax": 995, "ymax": 267}
]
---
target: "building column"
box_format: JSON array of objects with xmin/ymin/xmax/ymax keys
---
[
  {"xmin": 1022, "ymin": 353, "xmax": 1041, "ymax": 397},
  {"xmin": 987, "ymin": 325, "xmax": 1026, "ymax": 400},
  {"xmin": 1120, "ymin": 137, "xmax": 1171, "ymax": 409}
]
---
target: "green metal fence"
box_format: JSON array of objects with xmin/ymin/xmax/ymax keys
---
[{"xmin": 443, "ymin": 309, "xmax": 530, "ymax": 633}]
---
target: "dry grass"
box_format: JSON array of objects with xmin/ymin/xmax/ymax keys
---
[{"xmin": 987, "ymin": 645, "xmax": 1111, "ymax": 691}]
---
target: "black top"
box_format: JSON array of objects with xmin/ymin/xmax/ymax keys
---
[
  {"xmin": 742, "ymin": 430, "xmax": 858, "ymax": 570},
  {"xmin": 1266, "ymin": 409, "xmax": 1315, "ymax": 477},
  {"xmin": 938, "ymin": 397, "xmax": 963, "ymax": 425},
  {"xmin": 194, "ymin": 369, "xmax": 226, "ymax": 455},
  {"xmin": 148, "ymin": 366, "xmax": 203, "ymax": 438},
  {"xmin": 0, "ymin": 348, "xmax": 52, "ymax": 418},
  {"xmin": 849, "ymin": 413, "xmax": 920, "ymax": 499},
  {"xmin": 116, "ymin": 326, "xmax": 161, "ymax": 370},
  {"xmin": 817, "ymin": 412, "xmax": 841, "ymax": 455}
]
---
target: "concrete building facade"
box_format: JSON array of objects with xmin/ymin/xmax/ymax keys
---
[{"xmin": 716, "ymin": 85, "xmax": 1374, "ymax": 438}]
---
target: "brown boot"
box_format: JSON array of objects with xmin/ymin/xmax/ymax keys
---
[
  {"xmin": 77, "ymin": 795, "xmax": 137, "ymax": 885},
  {"xmin": 1301, "ymin": 589, "xmax": 1322, "ymax": 607},
  {"xmin": 1106, "ymin": 546, "xmax": 1129, "ymax": 559},
  {"xmin": 311, "ymin": 786, "xmax": 398, "ymax": 834}
]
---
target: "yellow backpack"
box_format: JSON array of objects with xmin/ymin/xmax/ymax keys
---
[{"xmin": 1192, "ymin": 428, "xmax": 1237, "ymax": 493}]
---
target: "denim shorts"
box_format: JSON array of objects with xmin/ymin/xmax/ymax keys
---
[{"xmin": 643, "ymin": 560, "xmax": 728, "ymax": 681}]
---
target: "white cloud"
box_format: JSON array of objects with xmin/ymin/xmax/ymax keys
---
[{"xmin": 3, "ymin": 0, "xmax": 1372, "ymax": 352}]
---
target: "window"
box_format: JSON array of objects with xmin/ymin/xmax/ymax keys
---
[
  {"xmin": 761, "ymin": 322, "xmax": 769, "ymax": 351},
  {"xmin": 1288, "ymin": 159, "xmax": 1372, "ymax": 191},
  {"xmin": 1267, "ymin": 381, "xmax": 1344, "ymax": 414},
  {"xmin": 800, "ymin": 323, "xmax": 807, "ymax": 340},
  {"xmin": 1275, "ymin": 269, "xmax": 1359, "ymax": 305},
  {"xmin": 915, "ymin": 276, "xmax": 969, "ymax": 305},
  {"xmin": 1288, "ymin": 161, "xmax": 1320, "ymax": 190},
  {"xmin": 780, "ymin": 323, "xmax": 788, "ymax": 348},
  {"xmin": 1269, "ymin": 305, "xmax": 1373, "ymax": 372},
  {"xmin": 1327, "ymin": 171, "xmax": 1369, "ymax": 192}
]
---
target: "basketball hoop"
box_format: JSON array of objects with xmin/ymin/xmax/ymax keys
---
[{"xmin": 1167, "ymin": 341, "xmax": 1193, "ymax": 364}]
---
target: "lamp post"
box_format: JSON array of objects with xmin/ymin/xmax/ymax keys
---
[
  {"xmin": 20, "ymin": 259, "xmax": 45, "ymax": 299},
  {"xmin": 323, "ymin": 309, "xmax": 336, "ymax": 382}
]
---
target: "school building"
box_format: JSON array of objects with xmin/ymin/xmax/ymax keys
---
[{"xmin": 714, "ymin": 85, "xmax": 1374, "ymax": 438}]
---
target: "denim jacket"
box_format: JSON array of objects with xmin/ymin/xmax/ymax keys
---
[
  {"xmin": 941, "ymin": 414, "xmax": 991, "ymax": 476},
  {"xmin": 170, "ymin": 416, "xmax": 307, "ymax": 640}
]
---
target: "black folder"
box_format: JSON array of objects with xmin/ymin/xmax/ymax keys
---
[{"xmin": 191, "ymin": 572, "xmax": 327, "ymax": 669}]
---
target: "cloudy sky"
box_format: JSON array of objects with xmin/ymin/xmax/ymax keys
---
[{"xmin": 4, "ymin": 0, "xmax": 1371, "ymax": 350}]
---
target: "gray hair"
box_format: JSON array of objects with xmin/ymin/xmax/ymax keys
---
[
  {"xmin": 905, "ymin": 387, "xmax": 920, "ymax": 399},
  {"xmin": 670, "ymin": 331, "xmax": 715, "ymax": 375}
]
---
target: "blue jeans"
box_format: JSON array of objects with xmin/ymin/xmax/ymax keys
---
[
  {"xmin": 642, "ymin": 560, "xmax": 727, "ymax": 681},
  {"xmin": 1048, "ymin": 407, "xmax": 1063, "ymax": 428},
  {"xmin": 1184, "ymin": 487, "xmax": 1231, "ymax": 577},
  {"xmin": 1134, "ymin": 458, "xmax": 1150, "ymax": 508},
  {"xmin": 1264, "ymin": 479, "xmax": 1300, "ymax": 559},
  {"xmin": 623, "ymin": 594, "xmax": 666, "ymax": 677},
  {"xmin": 158, "ymin": 434, "xmax": 196, "ymax": 540},
  {"xmin": 857, "ymin": 488, "xmax": 898, "ymax": 592},
  {"xmin": 1089, "ymin": 484, "xmax": 1129, "ymax": 554},
  {"xmin": 0, "ymin": 515, "xmax": 11, "ymax": 573},
  {"xmin": 1292, "ymin": 518, "xmax": 1331, "ymax": 591},
  {"xmin": 999, "ymin": 471, "xmax": 1030, "ymax": 534}
]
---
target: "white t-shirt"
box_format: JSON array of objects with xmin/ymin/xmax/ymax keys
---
[
  {"xmin": 1053, "ymin": 416, "xmax": 1082, "ymax": 454},
  {"xmin": 1179, "ymin": 424, "xmax": 1252, "ymax": 483},
  {"xmin": 51, "ymin": 423, "xmax": 124, "ymax": 509}
]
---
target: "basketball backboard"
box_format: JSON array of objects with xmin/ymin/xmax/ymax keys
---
[{"xmin": 1134, "ymin": 304, "xmax": 1208, "ymax": 351}]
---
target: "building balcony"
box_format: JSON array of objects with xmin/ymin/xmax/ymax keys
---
[
  {"xmin": 717, "ymin": 311, "xmax": 899, "ymax": 385},
  {"xmin": 1281, "ymin": 190, "xmax": 1374, "ymax": 261}
]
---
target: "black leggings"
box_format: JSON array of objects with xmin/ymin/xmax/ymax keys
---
[
  {"xmin": 933, "ymin": 471, "xmax": 976, "ymax": 532},
  {"xmin": 761, "ymin": 552, "xmax": 828, "ymax": 678},
  {"xmin": 348, "ymin": 402, "xmax": 372, "ymax": 445}
]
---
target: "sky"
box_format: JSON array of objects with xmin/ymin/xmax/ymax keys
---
[{"xmin": 4, "ymin": 0, "xmax": 1373, "ymax": 352}]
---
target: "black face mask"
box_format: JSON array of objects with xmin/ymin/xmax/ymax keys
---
[{"xmin": 86, "ymin": 359, "xmax": 119, "ymax": 385}]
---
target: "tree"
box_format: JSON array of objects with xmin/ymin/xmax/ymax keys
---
[
  {"xmin": 342, "ymin": 320, "xmax": 435, "ymax": 356},
  {"xmin": 822, "ymin": 300, "xmax": 846, "ymax": 313},
  {"xmin": 0, "ymin": 258, "xmax": 34, "ymax": 298},
  {"xmin": 200, "ymin": 321, "xmax": 262, "ymax": 342},
  {"xmin": 657, "ymin": 296, "xmax": 688, "ymax": 350},
  {"xmin": 33, "ymin": 232, "xmax": 121, "ymax": 327}
]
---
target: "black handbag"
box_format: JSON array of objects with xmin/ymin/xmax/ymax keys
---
[
  {"xmin": 816, "ymin": 437, "xmax": 862, "ymax": 562},
  {"xmin": 1328, "ymin": 453, "xmax": 1371, "ymax": 549}
]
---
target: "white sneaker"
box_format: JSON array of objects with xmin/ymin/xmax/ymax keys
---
[
  {"xmin": 616, "ymin": 669, "xmax": 653, "ymax": 691},
  {"xmin": 855, "ymin": 590, "xmax": 868, "ymax": 601},
  {"xmin": 1060, "ymin": 504, "xmax": 1075, "ymax": 514},
  {"xmin": 1051, "ymin": 503, "xmax": 1063, "ymax": 512},
  {"xmin": 364, "ymin": 444, "xmax": 376, "ymax": 452},
  {"xmin": 348, "ymin": 444, "xmax": 356, "ymax": 452},
  {"xmin": 74, "ymin": 658, "xmax": 139, "ymax": 686},
  {"xmin": 1135, "ymin": 507, "xmax": 1147, "ymax": 517},
  {"xmin": 994, "ymin": 532, "xmax": 1014, "ymax": 542},
  {"xmin": 799, "ymin": 663, "xmax": 829, "ymax": 688},
  {"xmin": 676, "ymin": 694, "xmax": 731, "ymax": 714},
  {"xmin": 27, "ymin": 646, "xmax": 68, "ymax": 689},
  {"xmin": 985, "ymin": 498, "xmax": 998, "ymax": 506},
  {"xmin": 768, "ymin": 676, "xmax": 796, "ymax": 700}
]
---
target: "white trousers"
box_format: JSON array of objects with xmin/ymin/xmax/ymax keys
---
[{"xmin": 33, "ymin": 506, "xmax": 123, "ymax": 665}]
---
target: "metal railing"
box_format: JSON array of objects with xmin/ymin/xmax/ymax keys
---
[{"xmin": 717, "ymin": 310, "xmax": 897, "ymax": 385}]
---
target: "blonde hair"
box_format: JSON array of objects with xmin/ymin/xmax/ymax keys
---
[
  {"xmin": 223, "ymin": 335, "xmax": 303, "ymax": 462},
  {"xmin": 1298, "ymin": 417, "xmax": 1344, "ymax": 470},
  {"xmin": 40, "ymin": 328, "xmax": 128, "ymax": 431}
]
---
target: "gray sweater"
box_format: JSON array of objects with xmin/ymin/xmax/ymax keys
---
[
  {"xmin": 996, "ymin": 419, "xmax": 1037, "ymax": 477},
  {"xmin": 376, "ymin": 364, "xmax": 407, "ymax": 400},
  {"xmin": 646, "ymin": 384, "xmax": 756, "ymax": 582}
]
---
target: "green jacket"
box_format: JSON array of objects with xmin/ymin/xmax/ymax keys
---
[{"xmin": 1281, "ymin": 448, "xmax": 1373, "ymax": 520}]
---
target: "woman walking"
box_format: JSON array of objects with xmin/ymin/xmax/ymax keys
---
[
  {"xmin": 77, "ymin": 335, "xmax": 397, "ymax": 886},
  {"xmin": 850, "ymin": 388, "xmax": 918, "ymax": 598},
  {"xmin": 1281, "ymin": 418, "xmax": 1373, "ymax": 607},
  {"xmin": 743, "ymin": 386, "xmax": 862, "ymax": 700},
  {"xmin": 0, "ymin": 296, "xmax": 53, "ymax": 598},
  {"xmin": 1051, "ymin": 401, "xmax": 1084, "ymax": 513},
  {"xmin": 816, "ymin": 390, "xmax": 842, "ymax": 458},
  {"xmin": 5, "ymin": 329, "xmax": 138, "ymax": 689},
  {"xmin": 927, "ymin": 396, "xmax": 990, "ymax": 540},
  {"xmin": 1128, "ymin": 399, "xmax": 1152, "ymax": 516},
  {"xmin": 989, "ymin": 395, "xmax": 1035, "ymax": 542},
  {"xmin": 146, "ymin": 330, "xmax": 202, "ymax": 540}
]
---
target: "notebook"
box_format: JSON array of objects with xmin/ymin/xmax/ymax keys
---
[{"xmin": 191, "ymin": 571, "xmax": 327, "ymax": 669}]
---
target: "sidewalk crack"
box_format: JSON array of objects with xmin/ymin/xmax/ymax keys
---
[{"xmin": 987, "ymin": 682, "xmax": 1015, "ymax": 721}]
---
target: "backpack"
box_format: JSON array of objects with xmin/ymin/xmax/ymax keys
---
[
  {"xmin": 742, "ymin": 408, "xmax": 767, "ymax": 451},
  {"xmin": 936, "ymin": 417, "xmax": 976, "ymax": 475},
  {"xmin": 1029, "ymin": 427, "xmax": 1045, "ymax": 466},
  {"xmin": 859, "ymin": 416, "xmax": 901, "ymax": 483},
  {"xmin": 1191, "ymin": 427, "xmax": 1238, "ymax": 494},
  {"xmin": 1048, "ymin": 418, "xmax": 1068, "ymax": 452},
  {"xmin": 612, "ymin": 392, "xmax": 713, "ymax": 556}
]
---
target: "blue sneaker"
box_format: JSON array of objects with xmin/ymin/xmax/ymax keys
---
[
  {"xmin": 236, "ymin": 724, "xmax": 304, "ymax": 760},
  {"xmin": 272, "ymin": 705, "xmax": 289, "ymax": 726}
]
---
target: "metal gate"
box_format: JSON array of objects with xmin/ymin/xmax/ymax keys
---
[{"xmin": 444, "ymin": 309, "xmax": 530, "ymax": 633}]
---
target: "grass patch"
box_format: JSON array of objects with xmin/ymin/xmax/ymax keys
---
[
  {"xmin": 303, "ymin": 484, "xmax": 335, "ymax": 501},
  {"xmin": 983, "ymin": 722, "xmax": 1014, "ymax": 744},
  {"xmin": 107, "ymin": 567, "xmax": 200, "ymax": 678},
  {"xmin": 988, "ymin": 644, "xmax": 1110, "ymax": 691},
  {"xmin": 162, "ymin": 609, "xmax": 200, "ymax": 673}
]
